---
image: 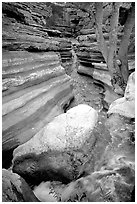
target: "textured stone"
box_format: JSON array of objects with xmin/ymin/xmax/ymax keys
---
[
  {"xmin": 60, "ymin": 113, "xmax": 135, "ymax": 202},
  {"xmin": 60, "ymin": 170, "xmax": 134, "ymax": 202},
  {"xmin": 76, "ymin": 26, "xmax": 134, "ymax": 86},
  {"xmin": 103, "ymin": 87, "xmax": 121, "ymax": 108},
  {"xmin": 2, "ymin": 2, "xmax": 74, "ymax": 168},
  {"xmin": 108, "ymin": 72, "xmax": 135, "ymax": 118},
  {"xmin": 2, "ymin": 2, "xmax": 63, "ymax": 28},
  {"xmin": 78, "ymin": 64, "xmax": 112, "ymax": 87},
  {"xmin": 3, "ymin": 18, "xmax": 71, "ymax": 52},
  {"xmin": 2, "ymin": 169, "xmax": 39, "ymax": 202},
  {"xmin": 2, "ymin": 51, "xmax": 74, "ymax": 167},
  {"xmin": 2, "ymin": 2, "xmax": 73, "ymax": 63},
  {"xmin": 77, "ymin": 49, "xmax": 105, "ymax": 65},
  {"xmin": 12, "ymin": 104, "xmax": 98, "ymax": 184}
]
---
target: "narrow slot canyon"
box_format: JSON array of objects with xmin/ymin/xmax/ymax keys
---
[{"xmin": 2, "ymin": 2, "xmax": 135, "ymax": 202}]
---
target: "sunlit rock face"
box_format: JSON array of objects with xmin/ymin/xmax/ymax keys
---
[
  {"xmin": 108, "ymin": 72, "xmax": 135, "ymax": 118},
  {"xmin": 76, "ymin": 31, "xmax": 113, "ymax": 109},
  {"xmin": 12, "ymin": 104, "xmax": 98, "ymax": 185},
  {"xmin": 2, "ymin": 51, "xmax": 74, "ymax": 167},
  {"xmin": 2, "ymin": 169, "xmax": 39, "ymax": 202},
  {"xmin": 2, "ymin": 2, "xmax": 75, "ymax": 168},
  {"xmin": 2, "ymin": 2, "xmax": 73, "ymax": 75}
]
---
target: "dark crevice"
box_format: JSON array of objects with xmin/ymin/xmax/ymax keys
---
[
  {"xmin": 63, "ymin": 96, "xmax": 75, "ymax": 113},
  {"xmin": 2, "ymin": 148, "xmax": 15, "ymax": 169},
  {"xmin": 2, "ymin": 3, "xmax": 26, "ymax": 23}
]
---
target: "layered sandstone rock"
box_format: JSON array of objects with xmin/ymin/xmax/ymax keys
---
[
  {"xmin": 2, "ymin": 2, "xmax": 73, "ymax": 66},
  {"xmin": 2, "ymin": 169, "xmax": 39, "ymax": 202},
  {"xmin": 77, "ymin": 64, "xmax": 111, "ymax": 87},
  {"xmin": 2, "ymin": 51, "xmax": 74, "ymax": 167},
  {"xmin": 76, "ymin": 32, "xmax": 106, "ymax": 67},
  {"xmin": 76, "ymin": 26, "xmax": 134, "ymax": 88},
  {"xmin": 3, "ymin": 16, "xmax": 72, "ymax": 55},
  {"xmin": 12, "ymin": 104, "xmax": 98, "ymax": 184},
  {"xmin": 2, "ymin": 3, "xmax": 74, "ymax": 168},
  {"xmin": 79, "ymin": 28, "xmax": 95, "ymax": 35},
  {"xmin": 2, "ymin": 2, "xmax": 65, "ymax": 30}
]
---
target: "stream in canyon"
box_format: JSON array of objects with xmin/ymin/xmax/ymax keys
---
[
  {"xmin": 2, "ymin": 2, "xmax": 135, "ymax": 201},
  {"xmin": 42, "ymin": 45, "xmax": 135, "ymax": 202},
  {"xmin": 2, "ymin": 38, "xmax": 135, "ymax": 202}
]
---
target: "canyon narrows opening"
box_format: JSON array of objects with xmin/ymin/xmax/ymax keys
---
[{"xmin": 2, "ymin": 2, "xmax": 135, "ymax": 202}]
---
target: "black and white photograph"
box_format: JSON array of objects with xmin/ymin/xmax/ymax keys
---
[{"xmin": 2, "ymin": 1, "xmax": 135, "ymax": 202}]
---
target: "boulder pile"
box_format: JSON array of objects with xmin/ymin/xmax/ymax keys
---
[{"xmin": 12, "ymin": 104, "xmax": 98, "ymax": 184}]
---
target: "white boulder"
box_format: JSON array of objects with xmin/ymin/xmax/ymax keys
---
[
  {"xmin": 12, "ymin": 104, "xmax": 98, "ymax": 183},
  {"xmin": 108, "ymin": 72, "xmax": 135, "ymax": 118},
  {"xmin": 13, "ymin": 104, "xmax": 98, "ymax": 158}
]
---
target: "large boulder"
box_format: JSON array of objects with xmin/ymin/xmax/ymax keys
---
[
  {"xmin": 12, "ymin": 104, "xmax": 98, "ymax": 185},
  {"xmin": 2, "ymin": 51, "xmax": 74, "ymax": 167},
  {"xmin": 108, "ymin": 72, "xmax": 135, "ymax": 118},
  {"xmin": 2, "ymin": 169, "xmax": 39, "ymax": 202},
  {"xmin": 60, "ymin": 113, "xmax": 135, "ymax": 202}
]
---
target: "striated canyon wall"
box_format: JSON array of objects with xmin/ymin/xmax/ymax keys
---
[{"xmin": 2, "ymin": 2, "xmax": 74, "ymax": 167}]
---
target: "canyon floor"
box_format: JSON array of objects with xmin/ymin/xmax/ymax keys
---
[{"xmin": 40, "ymin": 48, "xmax": 135, "ymax": 202}]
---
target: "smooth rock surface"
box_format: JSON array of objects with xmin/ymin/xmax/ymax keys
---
[
  {"xmin": 33, "ymin": 182, "xmax": 58, "ymax": 202},
  {"xmin": 78, "ymin": 64, "xmax": 112, "ymax": 87},
  {"xmin": 2, "ymin": 169, "xmax": 39, "ymax": 202},
  {"xmin": 13, "ymin": 104, "xmax": 98, "ymax": 156},
  {"xmin": 108, "ymin": 72, "xmax": 135, "ymax": 118},
  {"xmin": 12, "ymin": 104, "xmax": 98, "ymax": 184},
  {"xmin": 124, "ymin": 72, "xmax": 135, "ymax": 100}
]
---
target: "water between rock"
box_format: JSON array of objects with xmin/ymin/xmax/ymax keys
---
[{"xmin": 33, "ymin": 48, "xmax": 135, "ymax": 202}]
